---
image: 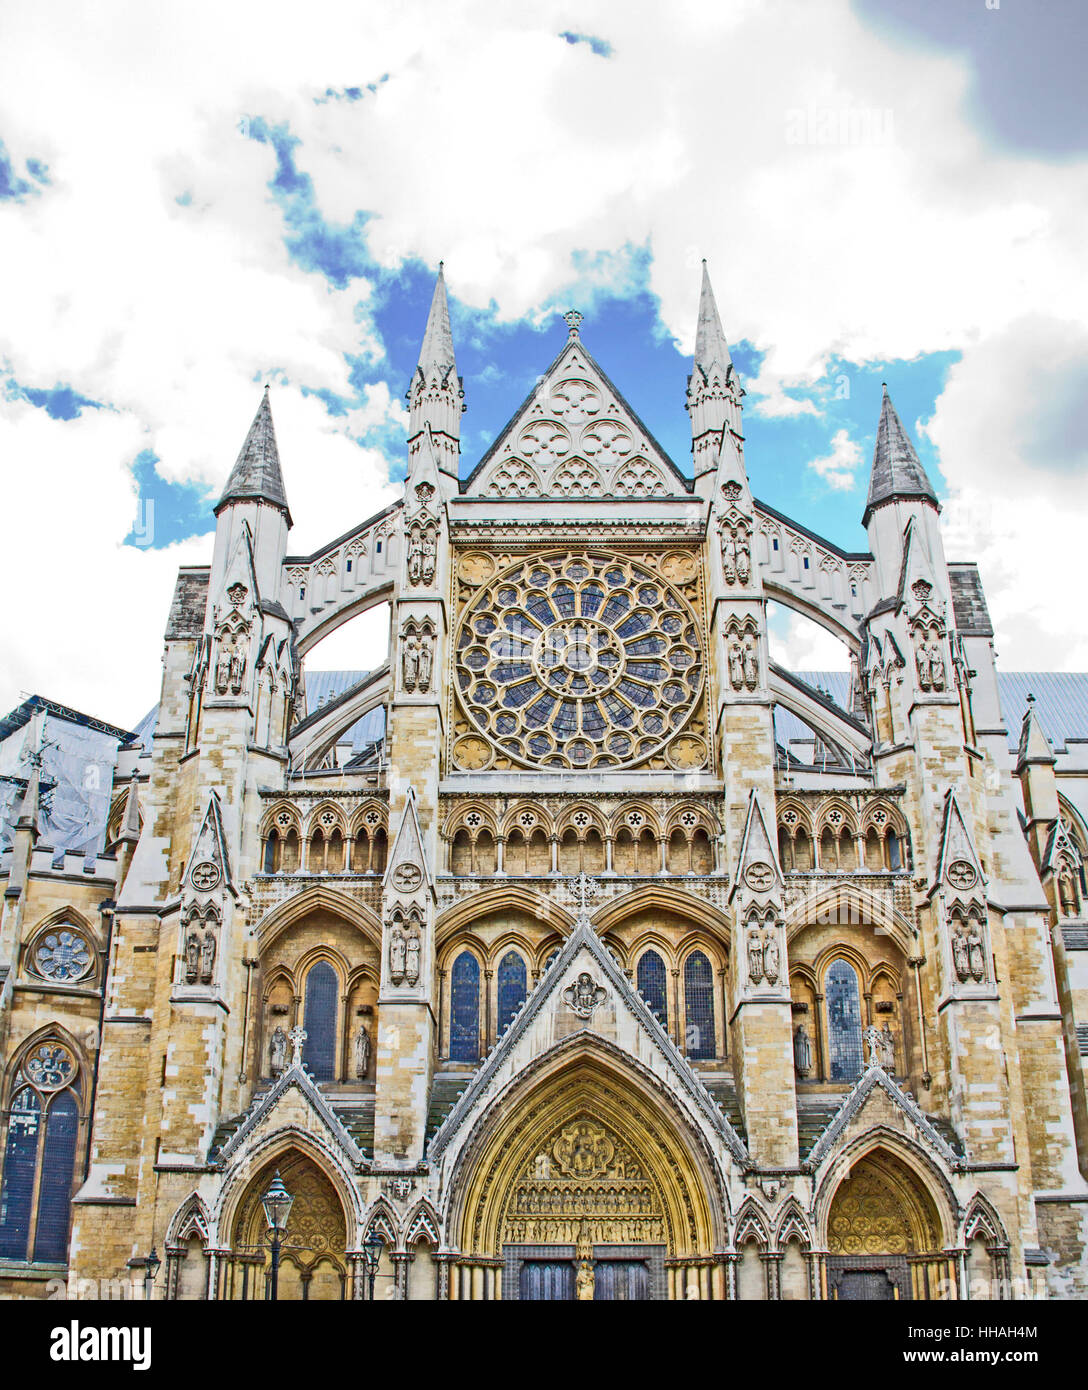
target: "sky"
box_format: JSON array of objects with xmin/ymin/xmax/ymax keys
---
[{"xmin": 1, "ymin": 0, "xmax": 1086, "ymax": 728}]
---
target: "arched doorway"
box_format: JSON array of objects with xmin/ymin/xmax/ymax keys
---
[
  {"xmin": 448, "ymin": 1050, "xmax": 723, "ymax": 1300},
  {"xmin": 223, "ymin": 1151, "xmax": 350, "ymax": 1300},
  {"xmin": 825, "ymin": 1150, "xmax": 951, "ymax": 1300}
]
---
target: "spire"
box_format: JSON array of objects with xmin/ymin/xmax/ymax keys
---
[
  {"xmin": 417, "ymin": 262, "xmax": 457, "ymax": 378},
  {"xmin": 863, "ymin": 385, "xmax": 938, "ymax": 526},
  {"xmin": 694, "ymin": 259, "xmax": 732, "ymax": 374},
  {"xmin": 216, "ymin": 387, "xmax": 292, "ymax": 525},
  {"xmin": 687, "ymin": 261, "xmax": 743, "ymax": 482},
  {"xmin": 1017, "ymin": 693, "xmax": 1057, "ymax": 770},
  {"xmin": 407, "ymin": 264, "xmax": 464, "ymax": 481}
]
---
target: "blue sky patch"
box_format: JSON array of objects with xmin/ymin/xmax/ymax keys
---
[
  {"xmin": 559, "ymin": 31, "xmax": 613, "ymax": 58},
  {"xmin": 10, "ymin": 380, "xmax": 103, "ymax": 420},
  {"xmin": 0, "ymin": 141, "xmax": 48, "ymax": 201},
  {"xmin": 124, "ymin": 450, "xmax": 217, "ymax": 549}
]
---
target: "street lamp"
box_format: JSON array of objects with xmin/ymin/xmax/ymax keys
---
[
  {"xmin": 143, "ymin": 1247, "xmax": 160, "ymax": 1302},
  {"xmin": 261, "ymin": 1171, "xmax": 294, "ymax": 1302},
  {"xmin": 362, "ymin": 1233, "xmax": 384, "ymax": 1301}
]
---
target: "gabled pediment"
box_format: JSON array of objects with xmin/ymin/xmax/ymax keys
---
[
  {"xmin": 428, "ymin": 916, "xmax": 747, "ymax": 1168},
  {"xmin": 805, "ymin": 1065, "xmax": 963, "ymax": 1173},
  {"xmin": 463, "ymin": 334, "xmax": 691, "ymax": 501}
]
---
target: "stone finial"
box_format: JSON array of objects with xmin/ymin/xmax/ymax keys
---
[{"xmin": 563, "ymin": 309, "xmax": 583, "ymax": 337}]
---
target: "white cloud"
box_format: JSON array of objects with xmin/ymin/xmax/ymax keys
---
[
  {"xmin": 807, "ymin": 428, "xmax": 863, "ymax": 491},
  {"xmin": 767, "ymin": 603, "xmax": 852, "ymax": 672},
  {"xmin": 0, "ymin": 0, "xmax": 1084, "ymax": 721}
]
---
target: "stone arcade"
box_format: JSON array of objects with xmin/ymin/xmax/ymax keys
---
[{"xmin": 2, "ymin": 265, "xmax": 1088, "ymax": 1300}]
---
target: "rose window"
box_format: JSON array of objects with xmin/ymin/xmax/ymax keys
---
[
  {"xmin": 455, "ymin": 552, "xmax": 703, "ymax": 769},
  {"xmin": 35, "ymin": 930, "xmax": 92, "ymax": 983}
]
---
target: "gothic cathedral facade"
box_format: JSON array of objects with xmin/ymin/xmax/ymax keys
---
[{"xmin": 2, "ymin": 266, "xmax": 1088, "ymax": 1301}]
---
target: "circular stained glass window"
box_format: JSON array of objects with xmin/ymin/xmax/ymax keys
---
[
  {"xmin": 26, "ymin": 1042, "xmax": 76, "ymax": 1090},
  {"xmin": 455, "ymin": 552, "xmax": 704, "ymax": 769},
  {"xmin": 35, "ymin": 929, "xmax": 92, "ymax": 983}
]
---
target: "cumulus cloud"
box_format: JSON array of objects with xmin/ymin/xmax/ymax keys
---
[{"xmin": 807, "ymin": 428, "xmax": 863, "ymax": 491}]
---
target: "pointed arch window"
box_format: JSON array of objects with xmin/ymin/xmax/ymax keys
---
[
  {"xmin": 302, "ymin": 962, "xmax": 339, "ymax": 1082},
  {"xmin": 0, "ymin": 1042, "xmax": 81, "ymax": 1263},
  {"xmin": 684, "ymin": 951, "xmax": 716, "ymax": 1059},
  {"xmin": 826, "ymin": 960, "xmax": 864, "ymax": 1081},
  {"xmin": 449, "ymin": 952, "xmax": 480, "ymax": 1063},
  {"xmin": 637, "ymin": 950, "xmax": 668, "ymax": 1027},
  {"xmin": 496, "ymin": 951, "xmax": 527, "ymax": 1036}
]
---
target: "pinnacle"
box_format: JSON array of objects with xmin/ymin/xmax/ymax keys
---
[
  {"xmin": 694, "ymin": 260, "xmax": 732, "ymax": 373},
  {"xmin": 417, "ymin": 263, "xmax": 457, "ymax": 376},
  {"xmin": 863, "ymin": 386, "xmax": 938, "ymax": 525},
  {"xmin": 216, "ymin": 387, "xmax": 292, "ymax": 523}
]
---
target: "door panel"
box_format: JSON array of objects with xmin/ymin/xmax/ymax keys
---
[
  {"xmin": 594, "ymin": 1259, "xmax": 650, "ymax": 1301},
  {"xmin": 519, "ymin": 1260, "xmax": 575, "ymax": 1300}
]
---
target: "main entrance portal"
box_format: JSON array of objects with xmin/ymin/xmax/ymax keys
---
[{"xmin": 515, "ymin": 1249, "xmax": 658, "ymax": 1300}]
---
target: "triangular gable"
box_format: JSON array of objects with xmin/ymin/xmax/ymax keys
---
[
  {"xmin": 183, "ymin": 791, "xmax": 236, "ymax": 897},
  {"xmin": 463, "ymin": 334, "xmax": 691, "ymax": 500},
  {"xmin": 730, "ymin": 790, "xmax": 783, "ymax": 904},
  {"xmin": 428, "ymin": 915, "xmax": 747, "ymax": 1165},
  {"xmin": 209, "ymin": 1058, "xmax": 367, "ymax": 1171},
  {"xmin": 804, "ymin": 1064, "xmax": 962, "ymax": 1172},
  {"xmin": 933, "ymin": 789, "xmax": 985, "ymax": 897},
  {"xmin": 384, "ymin": 785, "xmax": 434, "ymax": 895},
  {"xmin": 1043, "ymin": 816, "xmax": 1082, "ymax": 877}
]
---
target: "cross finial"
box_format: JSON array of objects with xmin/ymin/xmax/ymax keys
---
[
  {"xmin": 287, "ymin": 1026, "xmax": 307, "ymax": 1068},
  {"xmin": 563, "ymin": 309, "xmax": 583, "ymax": 337},
  {"xmin": 567, "ymin": 872, "xmax": 598, "ymax": 919}
]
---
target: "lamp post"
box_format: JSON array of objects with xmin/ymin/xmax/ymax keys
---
[
  {"xmin": 362, "ymin": 1233, "xmax": 384, "ymax": 1301},
  {"xmin": 261, "ymin": 1171, "xmax": 294, "ymax": 1302},
  {"xmin": 143, "ymin": 1246, "xmax": 160, "ymax": 1302}
]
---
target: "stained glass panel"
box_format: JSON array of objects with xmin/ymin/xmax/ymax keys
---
[
  {"xmin": 637, "ymin": 951, "xmax": 668, "ymax": 1027},
  {"xmin": 302, "ymin": 962, "xmax": 338, "ymax": 1082},
  {"xmin": 684, "ymin": 951, "xmax": 716, "ymax": 1059},
  {"xmin": 497, "ymin": 951, "xmax": 528, "ymax": 1035},
  {"xmin": 827, "ymin": 960, "xmax": 864, "ymax": 1081},
  {"xmin": 450, "ymin": 952, "xmax": 480, "ymax": 1062}
]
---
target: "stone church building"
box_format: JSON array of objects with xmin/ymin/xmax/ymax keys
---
[{"xmin": 2, "ymin": 266, "xmax": 1088, "ymax": 1300}]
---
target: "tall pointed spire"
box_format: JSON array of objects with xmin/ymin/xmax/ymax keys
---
[
  {"xmin": 694, "ymin": 259, "xmax": 732, "ymax": 374},
  {"xmin": 216, "ymin": 386, "xmax": 292, "ymax": 524},
  {"xmin": 407, "ymin": 263, "xmax": 464, "ymax": 482},
  {"xmin": 686, "ymin": 260, "xmax": 743, "ymax": 482},
  {"xmin": 863, "ymin": 385, "xmax": 938, "ymax": 526}
]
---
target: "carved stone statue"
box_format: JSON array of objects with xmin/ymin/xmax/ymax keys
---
[
  {"xmin": 729, "ymin": 641, "xmax": 745, "ymax": 691},
  {"xmin": 422, "ymin": 533, "xmax": 436, "ymax": 585},
  {"xmin": 915, "ymin": 639, "xmax": 931, "ymax": 691},
  {"xmin": 879, "ymin": 1023, "xmax": 896, "ymax": 1072},
  {"xmin": 863, "ymin": 1024, "xmax": 882, "ymax": 1068},
  {"xmin": 353, "ymin": 1023, "xmax": 371, "ymax": 1079},
  {"xmin": 743, "ymin": 639, "xmax": 759, "ymax": 691},
  {"xmin": 1059, "ymin": 869, "xmax": 1078, "ymax": 917},
  {"xmin": 952, "ymin": 924, "xmax": 971, "ymax": 983},
  {"xmin": 229, "ymin": 645, "xmax": 245, "ymax": 695},
  {"xmin": 185, "ymin": 931, "xmax": 200, "ymax": 983},
  {"xmin": 747, "ymin": 926, "xmax": 764, "ymax": 985},
  {"xmin": 405, "ymin": 926, "xmax": 421, "ymax": 987},
  {"xmin": 735, "ymin": 534, "xmax": 751, "ymax": 584},
  {"xmin": 793, "ymin": 1023, "xmax": 812, "ymax": 1077},
  {"xmin": 720, "ymin": 528, "xmax": 736, "ymax": 584},
  {"xmin": 407, "ymin": 530, "xmax": 423, "ymax": 586},
  {"xmin": 389, "ymin": 926, "xmax": 407, "ymax": 984},
  {"xmin": 417, "ymin": 633, "xmax": 433, "ymax": 692},
  {"xmin": 269, "ymin": 1025, "xmax": 288, "ymax": 1076},
  {"xmin": 967, "ymin": 924, "xmax": 986, "ymax": 982},
  {"xmin": 576, "ymin": 1261, "xmax": 595, "ymax": 1301},
  {"xmin": 215, "ymin": 642, "xmax": 233, "ymax": 696},
  {"xmin": 200, "ymin": 930, "xmax": 216, "ymax": 984},
  {"xmin": 927, "ymin": 639, "xmax": 946, "ymax": 691},
  {"xmin": 762, "ymin": 928, "xmax": 780, "ymax": 985},
  {"xmin": 402, "ymin": 633, "xmax": 420, "ymax": 691}
]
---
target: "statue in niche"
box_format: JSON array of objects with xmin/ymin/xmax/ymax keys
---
[
  {"xmin": 915, "ymin": 638, "xmax": 931, "ymax": 691},
  {"xmin": 576, "ymin": 1262, "xmax": 595, "ymax": 1301},
  {"xmin": 1059, "ymin": 868, "xmax": 1078, "ymax": 917},
  {"xmin": 736, "ymin": 533, "xmax": 751, "ymax": 584},
  {"xmin": 863, "ymin": 1025, "xmax": 882, "ymax": 1068},
  {"xmin": 743, "ymin": 638, "xmax": 759, "ymax": 691},
  {"xmin": 417, "ymin": 632, "xmax": 433, "ymax": 692},
  {"xmin": 762, "ymin": 928, "xmax": 780, "ymax": 985},
  {"xmin": 966, "ymin": 923, "xmax": 986, "ymax": 982},
  {"xmin": 200, "ymin": 931, "xmax": 216, "ymax": 984},
  {"xmin": 422, "ymin": 532, "xmax": 436, "ymax": 585},
  {"xmin": 185, "ymin": 931, "xmax": 200, "ymax": 984},
  {"xmin": 269, "ymin": 1025, "xmax": 288, "ymax": 1076},
  {"xmin": 389, "ymin": 926, "xmax": 407, "ymax": 984},
  {"xmin": 746, "ymin": 926, "xmax": 764, "ymax": 985},
  {"xmin": 720, "ymin": 529, "xmax": 736, "ymax": 584},
  {"xmin": 402, "ymin": 633, "xmax": 420, "ymax": 691},
  {"xmin": 405, "ymin": 925, "xmax": 421, "ymax": 986},
  {"xmin": 353, "ymin": 1023, "xmax": 371, "ymax": 1078},
  {"xmin": 952, "ymin": 923, "xmax": 971, "ymax": 982},
  {"xmin": 926, "ymin": 637, "xmax": 946, "ymax": 691},
  {"xmin": 229, "ymin": 641, "xmax": 246, "ymax": 694},
  {"xmin": 793, "ymin": 1023, "xmax": 812, "ymax": 1077},
  {"xmin": 215, "ymin": 640, "xmax": 233, "ymax": 696},
  {"xmin": 728, "ymin": 641, "xmax": 745, "ymax": 691},
  {"xmin": 407, "ymin": 531, "xmax": 424, "ymax": 586}
]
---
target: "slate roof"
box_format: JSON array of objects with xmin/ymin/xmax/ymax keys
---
[
  {"xmin": 216, "ymin": 387, "xmax": 291, "ymax": 522},
  {"xmin": 863, "ymin": 386, "xmax": 939, "ymax": 525}
]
